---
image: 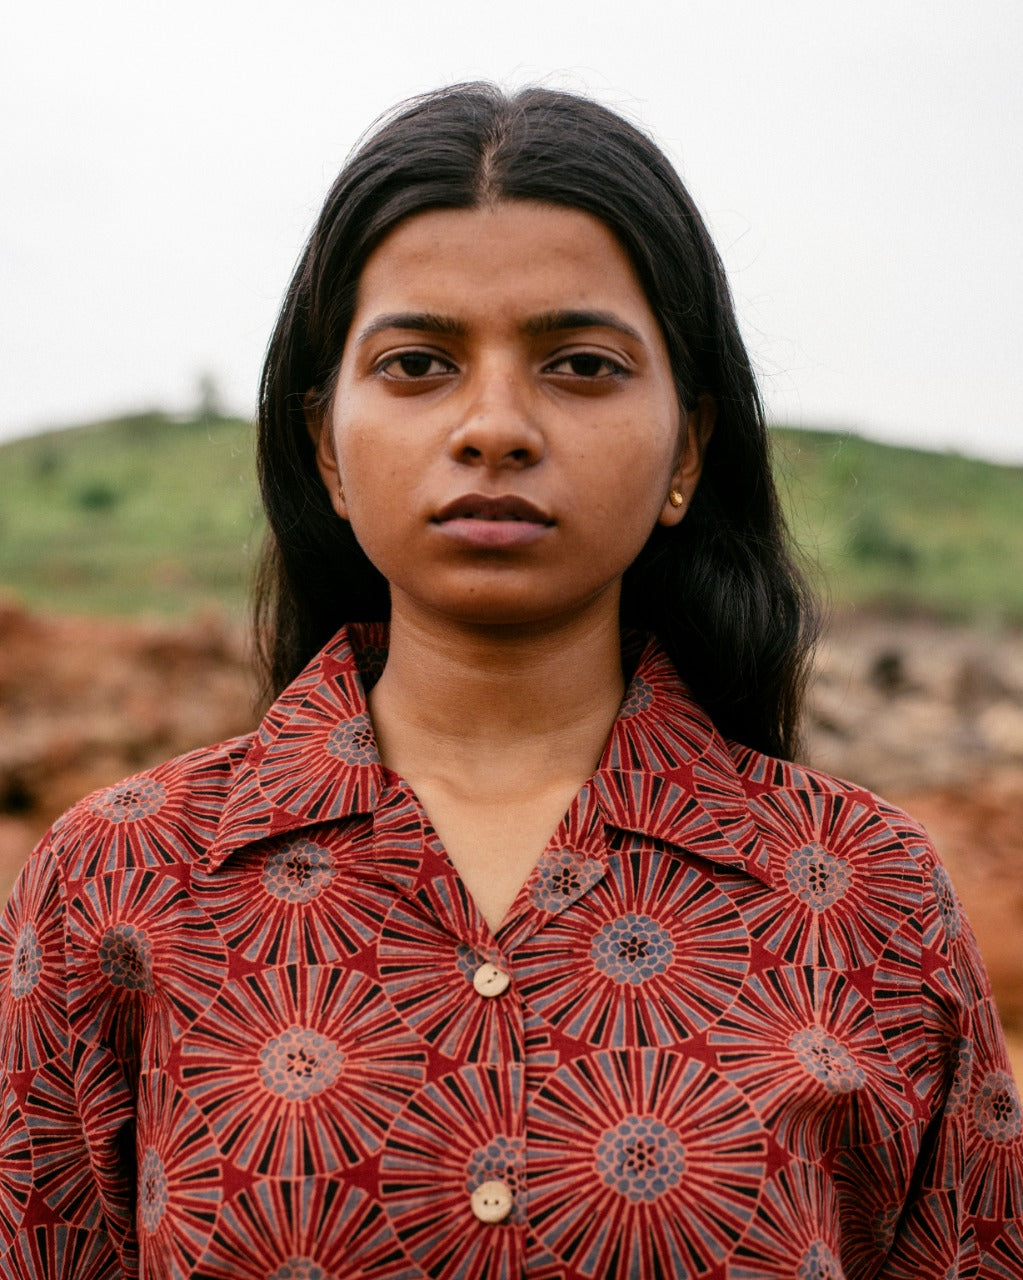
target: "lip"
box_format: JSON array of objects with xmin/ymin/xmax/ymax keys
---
[
  {"xmin": 433, "ymin": 493, "xmax": 553, "ymax": 524},
  {"xmin": 431, "ymin": 492, "xmax": 554, "ymax": 549}
]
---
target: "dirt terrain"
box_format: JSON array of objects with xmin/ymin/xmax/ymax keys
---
[{"xmin": 1, "ymin": 601, "xmax": 1021, "ymax": 1077}]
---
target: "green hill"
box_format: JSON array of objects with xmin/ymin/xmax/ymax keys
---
[
  {"xmin": 772, "ymin": 428, "xmax": 1023, "ymax": 621},
  {"xmin": 1, "ymin": 412, "xmax": 1021, "ymax": 621},
  {"xmin": 0, "ymin": 413, "xmax": 261, "ymax": 617}
]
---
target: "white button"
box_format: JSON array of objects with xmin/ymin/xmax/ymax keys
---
[
  {"xmin": 471, "ymin": 1179, "xmax": 514, "ymax": 1224},
  {"xmin": 472, "ymin": 963, "xmax": 511, "ymax": 998}
]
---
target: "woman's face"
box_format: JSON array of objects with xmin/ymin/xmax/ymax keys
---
[{"xmin": 311, "ymin": 200, "xmax": 711, "ymax": 631}]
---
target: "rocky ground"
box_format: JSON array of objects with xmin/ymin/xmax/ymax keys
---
[{"xmin": 1, "ymin": 601, "xmax": 1021, "ymax": 1078}]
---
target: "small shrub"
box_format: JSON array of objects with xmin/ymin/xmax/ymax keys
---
[
  {"xmin": 847, "ymin": 514, "xmax": 919, "ymax": 570},
  {"xmin": 74, "ymin": 482, "xmax": 120, "ymax": 512}
]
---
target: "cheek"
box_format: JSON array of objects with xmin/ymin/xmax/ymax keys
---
[{"xmin": 607, "ymin": 406, "xmax": 681, "ymax": 489}]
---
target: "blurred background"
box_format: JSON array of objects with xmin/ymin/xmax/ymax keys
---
[{"xmin": 1, "ymin": 0, "xmax": 1021, "ymax": 1072}]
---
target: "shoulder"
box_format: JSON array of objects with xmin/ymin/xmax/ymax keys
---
[
  {"xmin": 39, "ymin": 732, "xmax": 257, "ymax": 885},
  {"xmin": 727, "ymin": 742, "xmax": 953, "ymax": 940},
  {"xmin": 729, "ymin": 740, "xmax": 936, "ymax": 859}
]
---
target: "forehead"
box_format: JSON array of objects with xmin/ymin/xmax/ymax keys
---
[{"xmin": 352, "ymin": 200, "xmax": 656, "ymax": 325}]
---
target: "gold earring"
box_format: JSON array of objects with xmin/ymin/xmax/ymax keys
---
[
  {"xmin": 337, "ymin": 483, "xmax": 345, "ymax": 505},
  {"xmin": 668, "ymin": 489, "xmax": 685, "ymax": 508}
]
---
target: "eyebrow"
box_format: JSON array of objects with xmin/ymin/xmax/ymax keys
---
[
  {"xmin": 354, "ymin": 313, "xmax": 467, "ymax": 346},
  {"xmin": 353, "ymin": 308, "xmax": 644, "ymax": 346},
  {"xmin": 523, "ymin": 310, "xmax": 644, "ymax": 344}
]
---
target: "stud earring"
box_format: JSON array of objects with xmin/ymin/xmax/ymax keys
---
[
  {"xmin": 668, "ymin": 489, "xmax": 685, "ymax": 509},
  {"xmin": 337, "ymin": 483, "xmax": 345, "ymax": 505}
]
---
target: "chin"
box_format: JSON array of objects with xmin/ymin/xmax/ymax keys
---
[{"xmin": 411, "ymin": 586, "xmax": 622, "ymax": 634}]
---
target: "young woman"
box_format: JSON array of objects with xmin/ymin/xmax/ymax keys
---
[{"xmin": 2, "ymin": 84, "xmax": 1020, "ymax": 1279}]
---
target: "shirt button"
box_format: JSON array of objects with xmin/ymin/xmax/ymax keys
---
[
  {"xmin": 472, "ymin": 963, "xmax": 511, "ymax": 998},
  {"xmin": 470, "ymin": 1179, "xmax": 514, "ymax": 1224}
]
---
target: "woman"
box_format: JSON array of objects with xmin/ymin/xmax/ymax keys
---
[{"xmin": 2, "ymin": 84, "xmax": 1020, "ymax": 1279}]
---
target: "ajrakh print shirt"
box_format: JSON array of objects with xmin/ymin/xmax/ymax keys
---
[{"xmin": 1, "ymin": 624, "xmax": 1021, "ymax": 1279}]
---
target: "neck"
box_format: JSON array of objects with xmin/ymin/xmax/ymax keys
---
[{"xmin": 368, "ymin": 597, "xmax": 626, "ymax": 794}]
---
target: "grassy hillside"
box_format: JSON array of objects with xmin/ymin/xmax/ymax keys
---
[
  {"xmin": 773, "ymin": 428, "xmax": 1023, "ymax": 620},
  {"xmin": 0, "ymin": 413, "xmax": 260, "ymax": 616},
  {"xmin": 1, "ymin": 412, "xmax": 1021, "ymax": 621}
]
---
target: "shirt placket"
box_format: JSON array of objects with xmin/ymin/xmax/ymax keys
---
[{"xmin": 368, "ymin": 783, "xmax": 530, "ymax": 1272}]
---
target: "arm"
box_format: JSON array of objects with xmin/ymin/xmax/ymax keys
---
[
  {"xmin": 1, "ymin": 834, "xmax": 134, "ymax": 1278},
  {"xmin": 881, "ymin": 850, "xmax": 1023, "ymax": 1277}
]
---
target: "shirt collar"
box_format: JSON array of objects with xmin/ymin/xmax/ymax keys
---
[{"xmin": 202, "ymin": 623, "xmax": 771, "ymax": 885}]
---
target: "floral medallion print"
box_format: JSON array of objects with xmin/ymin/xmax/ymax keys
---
[
  {"xmin": 90, "ymin": 777, "xmax": 167, "ymax": 824},
  {"xmin": 65, "ymin": 866, "xmax": 227, "ymax": 1056},
  {"xmin": 97, "ymin": 922, "xmax": 155, "ymax": 993},
  {"xmin": 0, "ymin": 848, "xmax": 69, "ymax": 1073},
  {"xmin": 590, "ymin": 913, "xmax": 675, "ymax": 985},
  {"xmin": 258, "ymin": 1026, "xmax": 344, "ymax": 1100},
  {"xmin": 136, "ymin": 1071, "xmax": 222, "ymax": 1280},
  {"xmin": 17, "ymin": 1057, "xmax": 106, "ymax": 1229},
  {"xmin": 783, "ymin": 842, "xmax": 852, "ymax": 911},
  {"xmin": 9, "ymin": 922, "xmax": 43, "ymax": 1000},
  {"xmin": 529, "ymin": 847, "xmax": 604, "ymax": 915},
  {"xmin": 69, "ymin": 754, "xmax": 224, "ymax": 876},
  {"xmin": 962, "ymin": 1001, "xmax": 1023, "ymax": 1221},
  {"xmin": 266, "ymin": 1263, "xmax": 326, "ymax": 1280},
  {"xmin": 930, "ymin": 864, "xmax": 962, "ymax": 940},
  {"xmin": 0, "ymin": 1089, "xmax": 32, "ymax": 1250},
  {"xmin": 870, "ymin": 913, "xmax": 954, "ymax": 1097},
  {"xmin": 877, "ymin": 1191, "xmax": 968, "ymax": 1280},
  {"xmin": 529, "ymin": 1049, "xmax": 765, "ymax": 1277},
  {"xmin": 730, "ymin": 1161, "xmax": 840, "ymax": 1279},
  {"xmin": 517, "ymin": 851, "xmax": 749, "ymax": 1047},
  {"xmin": 743, "ymin": 788, "xmax": 920, "ymax": 968},
  {"xmin": 378, "ymin": 892, "xmax": 522, "ymax": 1063},
  {"xmin": 788, "ymin": 1026, "xmax": 866, "ymax": 1092},
  {"xmin": 600, "ymin": 643, "xmax": 720, "ymax": 774},
  {"xmin": 198, "ymin": 826, "xmax": 393, "ymax": 967},
  {"xmin": 945, "ymin": 1035, "xmax": 976, "ymax": 1118},
  {"xmin": 198, "ymin": 1180, "xmax": 415, "ymax": 1280},
  {"xmin": 138, "ymin": 1146, "xmax": 169, "ymax": 1234},
  {"xmin": 796, "ymin": 1240, "xmax": 845, "ymax": 1279},
  {"xmin": 465, "ymin": 1135, "xmax": 527, "ymax": 1217},
  {"xmin": 250, "ymin": 679, "xmax": 381, "ymax": 823},
  {"xmin": 710, "ymin": 966, "xmax": 914, "ymax": 1158},
  {"xmin": 326, "ymin": 713, "xmax": 377, "ymax": 765},
  {"xmin": 263, "ymin": 838, "xmax": 338, "ymax": 903},
  {"xmin": 182, "ymin": 965, "xmax": 425, "ymax": 1177},
  {"xmin": 619, "ymin": 675, "xmax": 654, "ymax": 718},
  {"xmin": 593, "ymin": 1115, "xmax": 685, "ymax": 1202},
  {"xmin": 973, "ymin": 1070, "xmax": 1022, "ymax": 1144},
  {"xmin": 831, "ymin": 1141, "xmax": 921, "ymax": 1278},
  {"xmin": 0, "ymin": 1225, "xmax": 118, "ymax": 1280},
  {"xmin": 380, "ymin": 1064, "xmax": 526, "ymax": 1276}
]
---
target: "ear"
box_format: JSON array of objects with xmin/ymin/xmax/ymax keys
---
[
  {"xmin": 304, "ymin": 390, "xmax": 349, "ymax": 520},
  {"xmin": 657, "ymin": 394, "xmax": 715, "ymax": 527}
]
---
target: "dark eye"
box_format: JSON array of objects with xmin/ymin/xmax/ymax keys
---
[
  {"xmin": 379, "ymin": 352, "xmax": 451, "ymax": 379},
  {"xmin": 397, "ymin": 353, "xmax": 439, "ymax": 377},
  {"xmin": 546, "ymin": 353, "xmax": 625, "ymax": 378}
]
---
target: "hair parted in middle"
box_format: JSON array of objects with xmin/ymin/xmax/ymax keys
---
[{"xmin": 255, "ymin": 81, "xmax": 819, "ymax": 759}]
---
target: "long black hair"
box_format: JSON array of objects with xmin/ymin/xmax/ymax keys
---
[{"xmin": 255, "ymin": 82, "xmax": 819, "ymax": 759}]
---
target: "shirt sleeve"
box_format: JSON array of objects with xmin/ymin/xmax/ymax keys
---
[
  {"xmin": 880, "ymin": 842, "xmax": 1023, "ymax": 1277},
  {"xmin": 0, "ymin": 832, "xmax": 135, "ymax": 1278}
]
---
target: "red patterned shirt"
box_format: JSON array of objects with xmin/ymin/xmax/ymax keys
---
[{"xmin": 1, "ymin": 624, "xmax": 1021, "ymax": 1278}]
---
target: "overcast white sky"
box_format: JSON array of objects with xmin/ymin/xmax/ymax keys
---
[{"xmin": 2, "ymin": 0, "xmax": 1021, "ymax": 461}]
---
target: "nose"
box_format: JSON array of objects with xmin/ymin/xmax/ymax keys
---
[{"xmin": 447, "ymin": 365, "xmax": 545, "ymax": 470}]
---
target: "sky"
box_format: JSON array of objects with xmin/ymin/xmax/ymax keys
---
[{"xmin": 2, "ymin": 0, "xmax": 1021, "ymax": 462}]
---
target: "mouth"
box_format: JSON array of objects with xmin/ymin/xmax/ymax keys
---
[{"xmin": 432, "ymin": 494, "xmax": 554, "ymax": 525}]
